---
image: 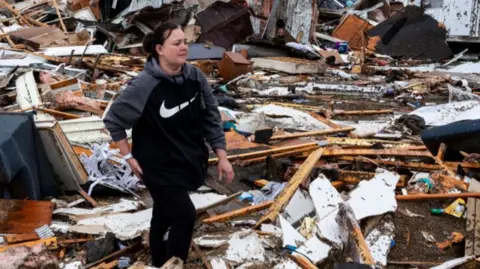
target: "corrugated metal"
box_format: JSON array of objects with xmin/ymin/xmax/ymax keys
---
[{"xmin": 195, "ymin": 1, "xmax": 254, "ymax": 48}]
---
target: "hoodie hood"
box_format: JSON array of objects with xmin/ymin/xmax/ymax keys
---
[{"xmin": 144, "ymin": 56, "xmax": 193, "ymax": 85}]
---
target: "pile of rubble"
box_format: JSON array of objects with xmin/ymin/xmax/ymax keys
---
[{"xmin": 1, "ymin": 0, "xmax": 480, "ymax": 268}]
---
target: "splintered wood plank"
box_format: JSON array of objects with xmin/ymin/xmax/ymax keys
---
[
  {"xmin": 466, "ymin": 179, "xmax": 480, "ymax": 256},
  {"xmin": 0, "ymin": 199, "xmax": 53, "ymax": 234},
  {"xmin": 269, "ymin": 127, "xmax": 354, "ymax": 141},
  {"xmin": 202, "ymin": 201, "xmax": 273, "ymax": 224},
  {"xmin": 474, "ymin": 199, "xmax": 480, "ymax": 256},
  {"xmin": 254, "ymin": 148, "xmax": 324, "ymax": 228}
]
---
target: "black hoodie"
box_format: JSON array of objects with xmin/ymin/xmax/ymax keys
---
[{"xmin": 104, "ymin": 57, "xmax": 226, "ymax": 190}]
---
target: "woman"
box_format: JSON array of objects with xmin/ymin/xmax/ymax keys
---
[{"xmin": 104, "ymin": 22, "xmax": 234, "ymax": 267}]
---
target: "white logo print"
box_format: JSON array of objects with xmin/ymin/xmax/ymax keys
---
[{"xmin": 159, "ymin": 93, "xmax": 198, "ymax": 118}]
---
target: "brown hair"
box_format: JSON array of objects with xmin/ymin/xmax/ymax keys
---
[{"xmin": 142, "ymin": 22, "xmax": 182, "ymax": 58}]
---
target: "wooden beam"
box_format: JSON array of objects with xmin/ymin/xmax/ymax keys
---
[
  {"xmin": 254, "ymin": 148, "xmax": 324, "ymax": 228},
  {"xmin": 0, "ymin": 237, "xmax": 57, "ymax": 252},
  {"xmin": 323, "ymin": 148, "xmax": 433, "ymax": 158},
  {"xmin": 338, "ymin": 157, "xmax": 442, "ymax": 171},
  {"xmin": 387, "ymin": 261, "xmax": 441, "ymax": 266},
  {"xmin": 288, "ymin": 254, "xmax": 319, "ymax": 269},
  {"xmin": 208, "ymin": 142, "xmax": 319, "ymax": 165},
  {"xmin": 270, "ymin": 127, "xmax": 354, "ymax": 141},
  {"xmin": 339, "ymin": 170, "xmax": 407, "ymax": 187},
  {"xmin": 191, "ymin": 242, "xmax": 213, "ymax": 269},
  {"xmin": 4, "ymin": 233, "xmax": 39, "ymax": 244},
  {"xmin": 436, "ymin": 143, "xmax": 447, "ymax": 160},
  {"xmin": 396, "ymin": 192, "xmax": 480, "ymax": 200},
  {"xmin": 38, "ymin": 108, "xmax": 81, "ymax": 119},
  {"xmin": 309, "ymin": 112, "xmax": 341, "ymax": 129},
  {"xmin": 52, "ymin": 0, "xmax": 67, "ymax": 33},
  {"xmin": 91, "ymin": 260, "xmax": 119, "ymax": 269},
  {"xmin": 203, "ymin": 201, "xmax": 273, "ymax": 224},
  {"xmin": 78, "ymin": 189, "xmax": 98, "ymax": 207},
  {"xmin": 58, "ymin": 238, "xmax": 94, "ymax": 245},
  {"xmin": 267, "ymin": 101, "xmax": 325, "ymax": 112},
  {"xmin": 333, "ymin": 109, "xmax": 393, "ymax": 116},
  {"xmin": 239, "ymin": 145, "xmax": 318, "ymax": 166}
]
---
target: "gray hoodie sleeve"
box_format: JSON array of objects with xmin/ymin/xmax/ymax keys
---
[
  {"xmin": 196, "ymin": 68, "xmax": 226, "ymax": 151},
  {"xmin": 103, "ymin": 73, "xmax": 157, "ymax": 141}
]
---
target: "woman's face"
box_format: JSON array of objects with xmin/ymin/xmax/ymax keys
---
[{"xmin": 155, "ymin": 28, "xmax": 188, "ymax": 67}]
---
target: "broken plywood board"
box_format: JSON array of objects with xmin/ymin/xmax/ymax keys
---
[
  {"xmin": 251, "ymin": 57, "xmax": 326, "ymax": 74},
  {"xmin": 332, "ymin": 14, "xmax": 373, "ymax": 50},
  {"xmin": 0, "ymin": 200, "xmax": 53, "ymax": 234},
  {"xmin": 365, "ymin": 216, "xmax": 395, "ymax": 267},
  {"xmin": 37, "ymin": 121, "xmax": 88, "ymax": 191},
  {"xmin": 465, "ymin": 178, "xmax": 480, "ymax": 256}
]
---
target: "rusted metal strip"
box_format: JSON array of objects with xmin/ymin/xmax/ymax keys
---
[
  {"xmin": 208, "ymin": 142, "xmax": 319, "ymax": 165},
  {"xmin": 254, "ymin": 148, "xmax": 324, "ymax": 228},
  {"xmin": 202, "ymin": 201, "xmax": 273, "ymax": 224},
  {"xmin": 270, "ymin": 127, "xmax": 354, "ymax": 141}
]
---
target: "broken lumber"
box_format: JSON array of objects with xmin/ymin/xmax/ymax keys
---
[
  {"xmin": 4, "ymin": 233, "xmax": 39, "ymax": 244},
  {"xmin": 91, "ymin": 260, "xmax": 119, "ymax": 269},
  {"xmin": 52, "ymin": 0, "xmax": 67, "ymax": 33},
  {"xmin": 436, "ymin": 143, "xmax": 447, "ymax": 160},
  {"xmin": 58, "ymin": 238, "xmax": 94, "ymax": 245},
  {"xmin": 267, "ymin": 102, "xmax": 325, "ymax": 112},
  {"xmin": 322, "ymin": 148, "xmax": 432, "ymax": 158},
  {"xmin": 338, "ymin": 157, "xmax": 442, "ymax": 171},
  {"xmin": 326, "ymin": 137, "xmax": 420, "ymax": 148},
  {"xmin": 239, "ymin": 145, "xmax": 318, "ymax": 166},
  {"xmin": 38, "ymin": 108, "xmax": 81, "ymax": 119},
  {"xmin": 78, "ymin": 189, "xmax": 98, "ymax": 207},
  {"xmin": 333, "ymin": 109, "xmax": 393, "ymax": 116},
  {"xmin": 396, "ymin": 192, "xmax": 480, "ymax": 200},
  {"xmin": 269, "ymin": 127, "xmax": 354, "ymax": 141},
  {"xmin": 309, "ymin": 112, "xmax": 340, "ymax": 129},
  {"xmin": 208, "ymin": 142, "xmax": 319, "ymax": 165},
  {"xmin": 339, "ymin": 170, "xmax": 407, "ymax": 187},
  {"xmin": 0, "ymin": 237, "xmax": 57, "ymax": 252},
  {"xmin": 337, "ymin": 203, "xmax": 375, "ymax": 265},
  {"xmin": 289, "ymin": 254, "xmax": 319, "ymax": 269},
  {"xmin": 203, "ymin": 201, "xmax": 273, "ymax": 224},
  {"xmin": 191, "ymin": 242, "xmax": 213, "ymax": 269},
  {"xmin": 254, "ymin": 148, "xmax": 324, "ymax": 228}
]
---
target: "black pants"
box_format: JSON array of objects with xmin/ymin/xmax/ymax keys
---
[{"xmin": 145, "ymin": 184, "xmax": 196, "ymax": 267}]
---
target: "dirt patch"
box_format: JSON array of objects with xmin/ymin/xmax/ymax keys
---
[{"xmin": 388, "ymin": 200, "xmax": 466, "ymax": 263}]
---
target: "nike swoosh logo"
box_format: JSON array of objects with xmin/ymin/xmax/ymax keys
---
[{"xmin": 159, "ymin": 93, "xmax": 198, "ymax": 118}]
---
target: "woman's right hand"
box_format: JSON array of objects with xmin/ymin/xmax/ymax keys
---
[{"xmin": 127, "ymin": 158, "xmax": 143, "ymax": 180}]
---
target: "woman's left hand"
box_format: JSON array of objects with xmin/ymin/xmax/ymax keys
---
[{"xmin": 217, "ymin": 158, "xmax": 234, "ymax": 184}]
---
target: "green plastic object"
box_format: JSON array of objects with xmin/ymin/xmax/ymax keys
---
[{"xmin": 430, "ymin": 208, "xmax": 444, "ymax": 215}]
